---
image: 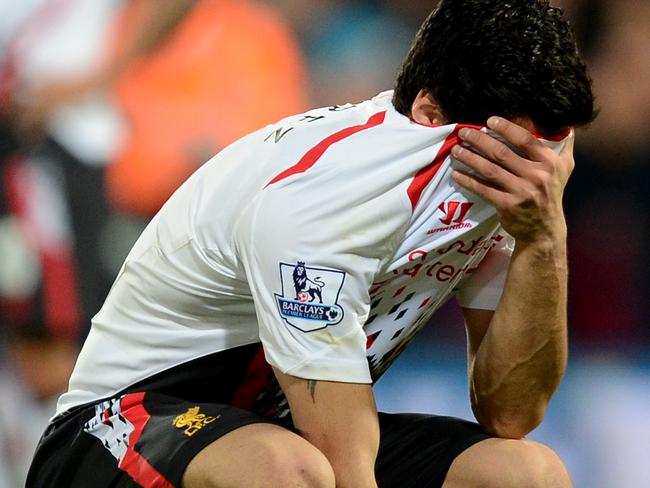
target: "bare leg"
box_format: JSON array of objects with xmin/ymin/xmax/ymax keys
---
[
  {"xmin": 181, "ymin": 423, "xmax": 335, "ymax": 488},
  {"xmin": 442, "ymin": 438, "xmax": 572, "ymax": 488}
]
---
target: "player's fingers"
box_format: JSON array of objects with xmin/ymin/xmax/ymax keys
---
[
  {"xmin": 451, "ymin": 145, "xmax": 520, "ymax": 191},
  {"xmin": 451, "ymin": 169, "xmax": 510, "ymax": 208},
  {"xmin": 458, "ymin": 127, "xmax": 529, "ymax": 177},
  {"xmin": 485, "ymin": 116, "xmax": 548, "ymax": 161}
]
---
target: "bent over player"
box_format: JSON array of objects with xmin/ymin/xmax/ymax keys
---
[{"xmin": 28, "ymin": 1, "xmax": 596, "ymax": 487}]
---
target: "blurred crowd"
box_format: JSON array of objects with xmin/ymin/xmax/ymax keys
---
[{"xmin": 0, "ymin": 0, "xmax": 648, "ymax": 486}]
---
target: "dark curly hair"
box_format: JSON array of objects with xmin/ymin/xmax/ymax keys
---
[{"xmin": 393, "ymin": 0, "xmax": 596, "ymax": 135}]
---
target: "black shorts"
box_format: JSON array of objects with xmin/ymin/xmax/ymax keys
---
[{"xmin": 27, "ymin": 391, "xmax": 491, "ymax": 488}]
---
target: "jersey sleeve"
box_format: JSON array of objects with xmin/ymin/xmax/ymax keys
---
[
  {"xmin": 456, "ymin": 232, "xmax": 514, "ymax": 310},
  {"xmin": 234, "ymin": 183, "xmax": 406, "ymax": 384}
]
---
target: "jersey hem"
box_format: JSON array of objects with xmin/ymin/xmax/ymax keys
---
[
  {"xmin": 456, "ymin": 287, "xmax": 503, "ymax": 310},
  {"xmin": 263, "ymin": 341, "xmax": 372, "ymax": 384},
  {"xmin": 54, "ymin": 337, "xmax": 262, "ymax": 419}
]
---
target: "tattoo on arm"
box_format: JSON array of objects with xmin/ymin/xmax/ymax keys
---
[{"xmin": 307, "ymin": 380, "xmax": 318, "ymax": 403}]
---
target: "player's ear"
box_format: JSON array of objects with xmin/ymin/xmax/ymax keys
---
[{"xmin": 410, "ymin": 89, "xmax": 446, "ymax": 125}]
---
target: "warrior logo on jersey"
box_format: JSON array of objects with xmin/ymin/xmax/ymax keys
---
[
  {"xmin": 275, "ymin": 261, "xmax": 346, "ymax": 332},
  {"xmin": 427, "ymin": 201, "xmax": 475, "ymax": 235}
]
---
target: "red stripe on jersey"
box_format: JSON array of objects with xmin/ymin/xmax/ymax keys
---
[
  {"xmin": 231, "ymin": 345, "xmax": 272, "ymax": 410},
  {"xmin": 407, "ymin": 126, "xmax": 465, "ymax": 209},
  {"xmin": 119, "ymin": 393, "xmax": 174, "ymax": 488},
  {"xmin": 366, "ymin": 331, "xmax": 381, "ymax": 349},
  {"xmin": 265, "ymin": 111, "xmax": 387, "ymax": 187}
]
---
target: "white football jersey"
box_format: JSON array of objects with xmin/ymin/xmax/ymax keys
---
[{"xmin": 56, "ymin": 91, "xmax": 569, "ymax": 417}]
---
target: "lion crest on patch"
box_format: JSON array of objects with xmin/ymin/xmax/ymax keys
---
[{"xmin": 275, "ymin": 261, "xmax": 346, "ymax": 332}]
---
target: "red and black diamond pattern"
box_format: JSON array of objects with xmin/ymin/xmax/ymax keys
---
[{"xmin": 364, "ymin": 284, "xmax": 442, "ymax": 381}]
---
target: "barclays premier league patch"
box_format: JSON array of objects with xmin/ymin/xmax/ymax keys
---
[{"xmin": 275, "ymin": 261, "xmax": 346, "ymax": 332}]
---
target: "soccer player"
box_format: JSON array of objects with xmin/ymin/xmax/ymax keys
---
[{"xmin": 27, "ymin": 1, "xmax": 596, "ymax": 487}]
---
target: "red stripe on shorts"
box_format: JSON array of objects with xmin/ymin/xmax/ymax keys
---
[
  {"xmin": 231, "ymin": 345, "xmax": 273, "ymax": 411},
  {"xmin": 265, "ymin": 110, "xmax": 387, "ymax": 187},
  {"xmin": 119, "ymin": 393, "xmax": 175, "ymax": 488}
]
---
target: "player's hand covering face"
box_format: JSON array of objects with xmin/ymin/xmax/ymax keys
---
[{"xmin": 450, "ymin": 117, "xmax": 574, "ymax": 242}]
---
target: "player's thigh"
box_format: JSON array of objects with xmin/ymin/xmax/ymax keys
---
[
  {"xmin": 442, "ymin": 437, "xmax": 572, "ymax": 488},
  {"xmin": 181, "ymin": 422, "xmax": 335, "ymax": 488}
]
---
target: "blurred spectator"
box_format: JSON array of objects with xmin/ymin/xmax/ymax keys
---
[
  {"xmin": 0, "ymin": 149, "xmax": 82, "ymax": 339},
  {"xmin": 0, "ymin": 2, "xmax": 309, "ymax": 485},
  {"xmin": 270, "ymin": 0, "xmax": 413, "ymax": 106},
  {"xmin": 0, "ymin": 5, "xmax": 94, "ymax": 478},
  {"xmin": 380, "ymin": 0, "xmax": 437, "ymax": 26},
  {"xmin": 0, "ymin": 326, "xmax": 77, "ymax": 487},
  {"xmin": 107, "ymin": 0, "xmax": 309, "ymax": 216},
  {"xmin": 0, "ymin": 116, "xmax": 82, "ymax": 488},
  {"xmin": 565, "ymin": 0, "xmax": 650, "ymax": 161},
  {"xmin": 561, "ymin": 0, "xmax": 650, "ymax": 347},
  {"xmin": 0, "ymin": 0, "xmax": 127, "ymax": 332},
  {"xmin": 1, "ymin": 0, "xmax": 310, "ymax": 325}
]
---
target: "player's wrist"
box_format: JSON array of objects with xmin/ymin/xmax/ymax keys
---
[
  {"xmin": 322, "ymin": 445, "xmax": 377, "ymax": 488},
  {"xmin": 333, "ymin": 471, "xmax": 378, "ymax": 488},
  {"xmin": 510, "ymin": 214, "xmax": 567, "ymax": 246},
  {"xmin": 511, "ymin": 223, "xmax": 568, "ymax": 272},
  {"xmin": 514, "ymin": 232, "xmax": 566, "ymax": 257}
]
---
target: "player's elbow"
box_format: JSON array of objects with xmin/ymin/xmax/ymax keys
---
[
  {"xmin": 483, "ymin": 414, "xmax": 543, "ymax": 439},
  {"xmin": 473, "ymin": 404, "xmax": 546, "ymax": 439}
]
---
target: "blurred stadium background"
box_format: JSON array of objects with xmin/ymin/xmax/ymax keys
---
[{"xmin": 0, "ymin": 0, "xmax": 648, "ymax": 486}]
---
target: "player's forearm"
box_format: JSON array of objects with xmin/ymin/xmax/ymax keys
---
[
  {"xmin": 273, "ymin": 370, "xmax": 379, "ymax": 487},
  {"xmin": 470, "ymin": 227, "xmax": 568, "ymax": 439},
  {"xmin": 295, "ymin": 395, "xmax": 379, "ymax": 487},
  {"xmin": 302, "ymin": 432, "xmax": 378, "ymax": 488}
]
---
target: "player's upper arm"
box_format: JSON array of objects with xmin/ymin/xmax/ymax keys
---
[
  {"xmin": 234, "ymin": 179, "xmax": 405, "ymax": 384},
  {"xmin": 273, "ymin": 367, "xmax": 378, "ymax": 444},
  {"xmin": 273, "ymin": 368, "xmax": 380, "ymax": 486}
]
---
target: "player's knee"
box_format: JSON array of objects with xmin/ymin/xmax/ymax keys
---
[
  {"xmin": 183, "ymin": 427, "xmax": 335, "ymax": 488},
  {"xmin": 505, "ymin": 440, "xmax": 572, "ymax": 488},
  {"xmin": 446, "ymin": 438, "xmax": 572, "ymax": 488},
  {"xmin": 266, "ymin": 443, "xmax": 335, "ymax": 488}
]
